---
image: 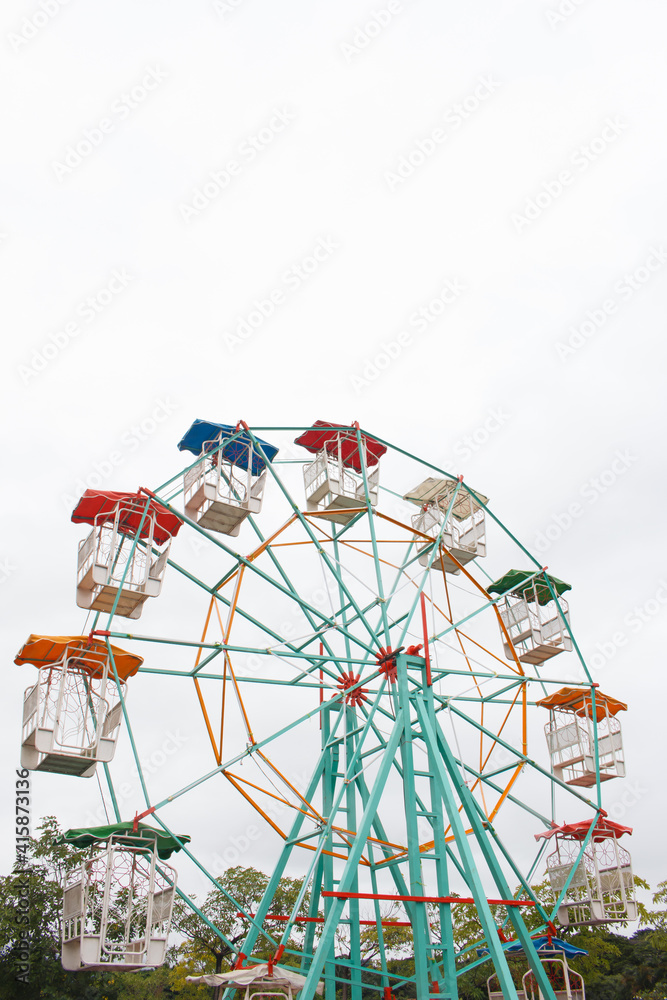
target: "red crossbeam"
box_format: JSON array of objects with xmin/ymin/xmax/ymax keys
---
[
  {"xmin": 237, "ymin": 912, "xmax": 412, "ymax": 927},
  {"xmin": 321, "ymin": 891, "xmax": 535, "ymax": 907}
]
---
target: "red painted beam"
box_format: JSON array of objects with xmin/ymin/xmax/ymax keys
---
[
  {"xmin": 321, "ymin": 891, "xmax": 535, "ymax": 907},
  {"xmin": 237, "ymin": 912, "xmax": 412, "ymax": 927}
]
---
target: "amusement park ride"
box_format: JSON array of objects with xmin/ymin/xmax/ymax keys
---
[{"xmin": 15, "ymin": 420, "xmax": 637, "ymax": 999}]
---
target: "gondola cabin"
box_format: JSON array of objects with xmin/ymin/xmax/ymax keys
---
[
  {"xmin": 487, "ymin": 937, "xmax": 587, "ymax": 1000},
  {"xmin": 403, "ymin": 477, "xmax": 488, "ymax": 574},
  {"xmin": 488, "ymin": 570, "xmax": 573, "ymax": 665},
  {"xmin": 16, "ymin": 635, "xmax": 142, "ymax": 777},
  {"xmin": 72, "ymin": 490, "xmax": 182, "ymax": 619},
  {"xmin": 178, "ymin": 420, "xmax": 278, "ymax": 536},
  {"xmin": 186, "ymin": 963, "xmax": 321, "ymax": 998},
  {"xmin": 61, "ymin": 823, "xmax": 189, "ymax": 971},
  {"xmin": 537, "ymin": 687, "xmax": 626, "ymax": 787},
  {"xmin": 294, "ymin": 421, "xmax": 386, "ymax": 525},
  {"xmin": 538, "ymin": 818, "xmax": 637, "ymax": 927}
]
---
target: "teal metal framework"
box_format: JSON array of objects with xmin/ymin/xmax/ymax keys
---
[{"xmin": 72, "ymin": 423, "xmax": 612, "ymax": 999}]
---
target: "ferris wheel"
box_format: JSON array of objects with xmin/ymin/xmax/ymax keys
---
[{"xmin": 14, "ymin": 420, "xmax": 637, "ymax": 1000}]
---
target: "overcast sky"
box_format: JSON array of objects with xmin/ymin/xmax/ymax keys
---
[{"xmin": 2, "ymin": 0, "xmax": 666, "ymax": 927}]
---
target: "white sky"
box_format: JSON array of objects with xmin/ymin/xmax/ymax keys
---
[{"xmin": 2, "ymin": 0, "xmax": 666, "ymax": 926}]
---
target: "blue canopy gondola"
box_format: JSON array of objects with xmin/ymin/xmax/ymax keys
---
[
  {"xmin": 504, "ymin": 936, "xmax": 588, "ymax": 958},
  {"xmin": 484, "ymin": 935, "xmax": 588, "ymax": 1000},
  {"xmin": 479, "ymin": 935, "xmax": 588, "ymax": 959},
  {"xmin": 177, "ymin": 420, "xmax": 278, "ymax": 475}
]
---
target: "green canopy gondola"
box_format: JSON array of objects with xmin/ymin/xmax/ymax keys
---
[
  {"xmin": 61, "ymin": 822, "xmax": 190, "ymax": 860},
  {"xmin": 487, "ymin": 569, "xmax": 571, "ymax": 606}
]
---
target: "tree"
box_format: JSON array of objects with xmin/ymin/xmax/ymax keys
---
[
  {"xmin": 0, "ymin": 815, "xmax": 183, "ymax": 999},
  {"xmin": 640, "ymin": 880, "xmax": 667, "ymax": 937},
  {"xmin": 170, "ymin": 866, "xmax": 312, "ymax": 998},
  {"xmin": 0, "ymin": 815, "xmax": 119, "ymax": 998}
]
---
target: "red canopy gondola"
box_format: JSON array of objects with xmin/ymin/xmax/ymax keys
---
[
  {"xmin": 294, "ymin": 421, "xmax": 387, "ymax": 472},
  {"xmin": 536, "ymin": 816, "xmax": 632, "ymax": 843},
  {"xmin": 71, "ymin": 490, "xmax": 183, "ymax": 546}
]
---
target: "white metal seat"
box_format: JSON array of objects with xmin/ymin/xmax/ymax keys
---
[
  {"xmin": 404, "ymin": 477, "xmax": 488, "ymax": 575},
  {"xmin": 543, "ymin": 820, "xmax": 637, "ymax": 928},
  {"xmin": 61, "ymin": 831, "xmax": 179, "ymax": 972},
  {"xmin": 538, "ymin": 688, "xmax": 627, "ymax": 788},
  {"xmin": 76, "ymin": 506, "xmax": 172, "ymax": 620},
  {"xmin": 184, "ymin": 454, "xmax": 267, "ymax": 536},
  {"xmin": 16, "ymin": 637, "xmax": 140, "ymax": 778},
  {"xmin": 497, "ymin": 590, "xmax": 572, "ymax": 664}
]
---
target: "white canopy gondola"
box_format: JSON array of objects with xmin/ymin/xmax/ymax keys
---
[
  {"xmin": 403, "ymin": 477, "xmax": 488, "ymax": 574},
  {"xmin": 187, "ymin": 962, "xmax": 324, "ymax": 998},
  {"xmin": 537, "ymin": 817, "xmax": 638, "ymax": 927},
  {"xmin": 537, "ymin": 687, "xmax": 627, "ymax": 787},
  {"xmin": 16, "ymin": 634, "xmax": 141, "ymax": 777},
  {"xmin": 488, "ymin": 570, "xmax": 573, "ymax": 665},
  {"xmin": 178, "ymin": 420, "xmax": 278, "ymax": 536},
  {"xmin": 294, "ymin": 421, "xmax": 386, "ymax": 525},
  {"xmin": 72, "ymin": 490, "xmax": 182, "ymax": 619},
  {"xmin": 60, "ymin": 822, "xmax": 189, "ymax": 972}
]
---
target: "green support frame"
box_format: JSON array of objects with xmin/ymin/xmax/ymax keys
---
[{"xmin": 46, "ymin": 422, "xmax": 630, "ymax": 996}]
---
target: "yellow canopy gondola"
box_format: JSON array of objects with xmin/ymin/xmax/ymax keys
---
[{"xmin": 15, "ymin": 634, "xmax": 143, "ymax": 681}]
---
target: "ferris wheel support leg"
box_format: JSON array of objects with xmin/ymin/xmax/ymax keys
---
[
  {"xmin": 426, "ymin": 734, "xmax": 458, "ymax": 995},
  {"xmin": 367, "ymin": 849, "xmax": 393, "ymax": 999},
  {"xmin": 298, "ymin": 715, "xmax": 406, "ymax": 1000},
  {"xmin": 345, "ymin": 705, "xmax": 363, "ymax": 1000},
  {"xmin": 235, "ymin": 744, "xmax": 332, "ymax": 963},
  {"xmin": 301, "ymin": 852, "xmax": 324, "ymax": 968},
  {"xmin": 395, "ymin": 663, "xmax": 441, "ymax": 998},
  {"xmin": 416, "ymin": 700, "xmax": 558, "ymax": 1000},
  {"xmin": 321, "ymin": 707, "xmax": 338, "ymax": 1000}
]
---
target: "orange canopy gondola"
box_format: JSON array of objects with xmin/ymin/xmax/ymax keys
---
[
  {"xmin": 536, "ymin": 686, "xmax": 627, "ymax": 721},
  {"xmin": 535, "ymin": 816, "xmax": 632, "ymax": 843},
  {"xmin": 294, "ymin": 421, "xmax": 387, "ymax": 472},
  {"xmin": 15, "ymin": 635, "xmax": 143, "ymax": 681},
  {"xmin": 71, "ymin": 490, "xmax": 183, "ymax": 546}
]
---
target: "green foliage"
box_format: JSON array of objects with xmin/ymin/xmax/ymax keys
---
[
  {"xmin": 0, "ymin": 816, "xmax": 100, "ymax": 998},
  {"xmin": 640, "ymin": 880, "xmax": 667, "ymax": 936},
  {"xmin": 4, "ymin": 820, "xmax": 667, "ymax": 1000},
  {"xmin": 168, "ymin": 865, "xmax": 315, "ymax": 1000}
]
